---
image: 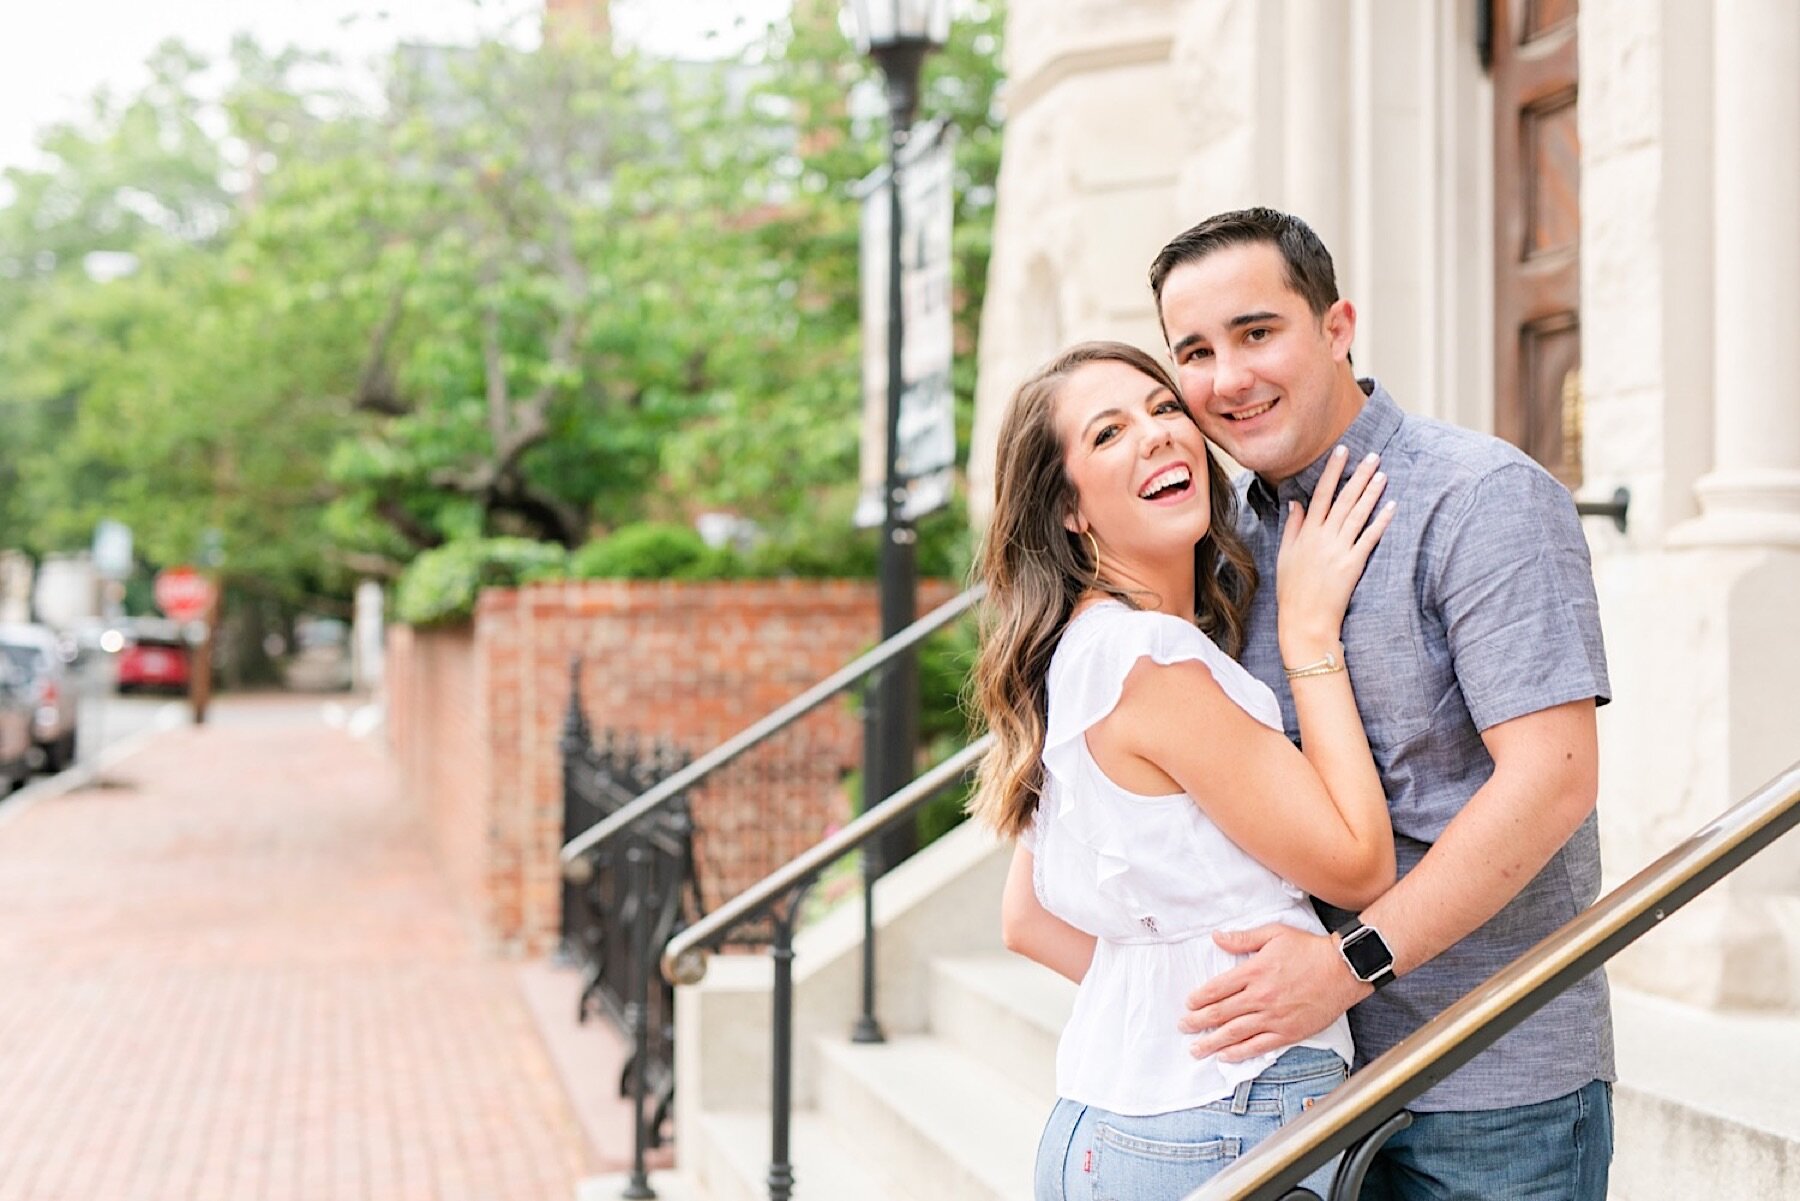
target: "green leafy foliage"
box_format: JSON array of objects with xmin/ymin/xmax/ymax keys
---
[
  {"xmin": 0, "ymin": 3, "xmax": 1004, "ymax": 668},
  {"xmin": 914, "ymin": 613, "xmax": 982, "ymax": 844},
  {"xmin": 392, "ymin": 537, "xmax": 570, "ymax": 626},
  {"xmin": 568, "ymin": 522, "xmax": 725, "ymax": 579},
  {"xmin": 564, "ymin": 497, "xmax": 974, "ymax": 584}
]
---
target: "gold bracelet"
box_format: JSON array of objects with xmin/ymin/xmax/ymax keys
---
[{"xmin": 1283, "ymin": 643, "xmax": 1346, "ymax": 680}]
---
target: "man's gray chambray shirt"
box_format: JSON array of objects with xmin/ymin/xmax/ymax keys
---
[{"xmin": 1231, "ymin": 379, "xmax": 1614, "ymax": 1112}]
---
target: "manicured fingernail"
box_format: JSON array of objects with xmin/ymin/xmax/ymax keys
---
[
  {"xmin": 1363, "ymin": 452, "xmax": 1378, "ymax": 464},
  {"xmin": 1374, "ymin": 471, "xmax": 1386, "ymax": 483},
  {"xmin": 1384, "ymin": 501, "xmax": 1397, "ymax": 511},
  {"xmin": 1334, "ymin": 445, "xmax": 1348, "ymax": 458}
]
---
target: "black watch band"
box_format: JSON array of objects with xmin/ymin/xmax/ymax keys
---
[{"xmin": 1335, "ymin": 917, "xmax": 1396, "ymax": 990}]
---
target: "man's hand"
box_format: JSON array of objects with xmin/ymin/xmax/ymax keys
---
[{"xmin": 1180, "ymin": 924, "xmax": 1371, "ymax": 1061}]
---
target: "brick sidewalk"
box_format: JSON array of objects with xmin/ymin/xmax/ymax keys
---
[{"xmin": 0, "ymin": 697, "xmax": 592, "ymax": 1201}]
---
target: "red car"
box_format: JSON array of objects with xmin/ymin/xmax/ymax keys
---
[{"xmin": 117, "ymin": 627, "xmax": 190, "ymax": 693}]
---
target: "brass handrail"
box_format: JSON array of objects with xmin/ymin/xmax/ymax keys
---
[
  {"xmin": 1185, "ymin": 758, "xmax": 1800, "ymax": 1200},
  {"xmin": 661, "ymin": 733, "xmax": 995, "ymax": 986},
  {"xmin": 558, "ymin": 584, "xmax": 985, "ymax": 878}
]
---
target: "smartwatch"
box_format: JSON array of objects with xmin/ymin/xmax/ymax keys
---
[{"xmin": 1335, "ymin": 917, "xmax": 1396, "ymax": 989}]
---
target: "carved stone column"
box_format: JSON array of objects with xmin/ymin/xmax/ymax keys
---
[{"xmin": 1679, "ymin": 0, "xmax": 1800, "ymax": 547}]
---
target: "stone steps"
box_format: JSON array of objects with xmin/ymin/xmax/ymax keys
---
[
  {"xmin": 574, "ymin": 816, "xmax": 1800, "ymax": 1201},
  {"xmin": 926, "ymin": 953, "xmax": 1071, "ymax": 1101},
  {"xmin": 1609, "ymin": 986, "xmax": 1800, "ymax": 1201},
  {"xmin": 687, "ymin": 1107, "xmax": 914, "ymax": 1201},
  {"xmin": 814, "ymin": 1032, "xmax": 1044, "ymax": 1201},
  {"xmin": 625, "ymin": 949, "xmax": 1066, "ymax": 1201}
]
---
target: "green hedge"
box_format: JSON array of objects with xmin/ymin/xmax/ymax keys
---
[
  {"xmin": 393, "ymin": 537, "xmax": 570, "ymax": 626},
  {"xmin": 565, "ymin": 505, "xmax": 969, "ymax": 583},
  {"xmin": 914, "ymin": 617, "xmax": 980, "ymax": 844},
  {"xmin": 393, "ymin": 510, "xmax": 973, "ymax": 625},
  {"xmin": 561, "ymin": 521, "xmax": 848, "ymax": 581},
  {"xmin": 567, "ymin": 523, "xmax": 734, "ymax": 580}
]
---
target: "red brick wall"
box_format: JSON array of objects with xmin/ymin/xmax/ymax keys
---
[
  {"xmin": 388, "ymin": 579, "xmax": 956, "ymax": 955},
  {"xmin": 387, "ymin": 623, "xmax": 497, "ymax": 941}
]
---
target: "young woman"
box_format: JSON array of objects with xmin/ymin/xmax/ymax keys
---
[{"xmin": 970, "ymin": 341, "xmax": 1397, "ymax": 1200}]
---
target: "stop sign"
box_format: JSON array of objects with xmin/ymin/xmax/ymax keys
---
[{"xmin": 154, "ymin": 567, "xmax": 216, "ymax": 622}]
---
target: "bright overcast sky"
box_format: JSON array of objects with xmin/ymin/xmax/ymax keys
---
[{"xmin": 0, "ymin": 0, "xmax": 792, "ymax": 174}]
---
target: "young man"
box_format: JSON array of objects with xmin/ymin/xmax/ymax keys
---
[{"xmin": 1149, "ymin": 207, "xmax": 1613, "ymax": 1199}]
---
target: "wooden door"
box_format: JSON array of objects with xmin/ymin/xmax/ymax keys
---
[{"xmin": 1492, "ymin": 0, "xmax": 1582, "ymax": 487}]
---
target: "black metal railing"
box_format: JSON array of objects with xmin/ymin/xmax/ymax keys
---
[
  {"xmin": 559, "ymin": 662, "xmax": 702, "ymax": 1199},
  {"xmin": 560, "ymin": 585, "xmax": 985, "ymax": 872},
  {"xmin": 659, "ymin": 735, "xmax": 994, "ymax": 1201},
  {"xmin": 558, "ymin": 585, "xmax": 985, "ymax": 1200},
  {"xmin": 1183, "ymin": 757, "xmax": 1800, "ymax": 1201}
]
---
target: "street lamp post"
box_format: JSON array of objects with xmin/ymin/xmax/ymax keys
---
[{"xmin": 846, "ymin": 0, "xmax": 950, "ymax": 1046}]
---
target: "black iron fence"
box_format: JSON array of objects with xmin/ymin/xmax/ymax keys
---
[
  {"xmin": 559, "ymin": 660, "xmax": 701, "ymax": 1183},
  {"xmin": 559, "ymin": 587, "xmax": 987, "ymax": 1200}
]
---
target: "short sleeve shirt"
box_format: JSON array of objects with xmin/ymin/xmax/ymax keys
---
[
  {"xmin": 1232, "ymin": 379, "xmax": 1614, "ymax": 1111},
  {"xmin": 1027, "ymin": 603, "xmax": 1353, "ymax": 1115}
]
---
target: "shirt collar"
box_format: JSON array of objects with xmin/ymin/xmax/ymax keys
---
[{"xmin": 1246, "ymin": 378, "xmax": 1404, "ymax": 520}]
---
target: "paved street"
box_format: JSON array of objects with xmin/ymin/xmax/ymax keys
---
[
  {"xmin": 72, "ymin": 691, "xmax": 183, "ymax": 764},
  {"xmin": 0, "ymin": 695, "xmax": 593, "ymax": 1201}
]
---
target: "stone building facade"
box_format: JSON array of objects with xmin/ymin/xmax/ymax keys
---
[{"xmin": 972, "ymin": 0, "xmax": 1800, "ymax": 1014}]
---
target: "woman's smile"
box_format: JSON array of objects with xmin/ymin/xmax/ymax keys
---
[{"xmin": 1137, "ymin": 462, "xmax": 1195, "ymax": 502}]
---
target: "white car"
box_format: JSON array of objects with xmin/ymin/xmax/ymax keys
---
[{"xmin": 0, "ymin": 623, "xmax": 79, "ymax": 772}]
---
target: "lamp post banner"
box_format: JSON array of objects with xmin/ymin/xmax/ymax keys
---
[{"xmin": 856, "ymin": 119, "xmax": 958, "ymax": 528}]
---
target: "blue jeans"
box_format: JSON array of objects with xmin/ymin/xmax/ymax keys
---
[
  {"xmin": 1034, "ymin": 1046, "xmax": 1347, "ymax": 1200},
  {"xmin": 1358, "ymin": 1080, "xmax": 1613, "ymax": 1201}
]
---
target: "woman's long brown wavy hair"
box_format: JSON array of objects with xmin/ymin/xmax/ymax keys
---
[{"xmin": 968, "ymin": 341, "xmax": 1258, "ymax": 839}]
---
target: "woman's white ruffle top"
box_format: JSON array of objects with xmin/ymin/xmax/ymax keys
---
[{"xmin": 1021, "ymin": 601, "xmax": 1354, "ymax": 1116}]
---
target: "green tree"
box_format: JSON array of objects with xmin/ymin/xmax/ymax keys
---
[
  {"xmin": 658, "ymin": 0, "xmax": 1006, "ymax": 528},
  {"xmin": 0, "ymin": 40, "xmax": 360, "ymax": 603},
  {"xmin": 0, "ymin": 4, "xmax": 1007, "ymax": 610},
  {"xmin": 0, "ymin": 42, "xmax": 233, "ymax": 557}
]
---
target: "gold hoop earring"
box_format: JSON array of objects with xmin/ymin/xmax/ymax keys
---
[{"xmin": 1083, "ymin": 529, "xmax": 1102, "ymax": 587}]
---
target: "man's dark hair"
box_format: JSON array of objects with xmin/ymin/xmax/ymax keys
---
[{"xmin": 1149, "ymin": 207, "xmax": 1340, "ymax": 319}]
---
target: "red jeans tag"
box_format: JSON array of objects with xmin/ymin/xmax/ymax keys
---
[{"xmin": 1083, "ymin": 1149, "xmax": 1093, "ymax": 1173}]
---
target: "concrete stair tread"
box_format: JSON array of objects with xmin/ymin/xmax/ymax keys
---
[
  {"xmin": 1614, "ymin": 986, "xmax": 1800, "ymax": 1140},
  {"xmin": 927, "ymin": 953, "xmax": 1072, "ymax": 1102},
  {"xmin": 699, "ymin": 1107, "xmax": 917, "ymax": 1201},
  {"xmin": 816, "ymin": 1033, "xmax": 1044, "ymax": 1200},
  {"xmin": 931, "ymin": 952, "xmax": 1074, "ymax": 1036}
]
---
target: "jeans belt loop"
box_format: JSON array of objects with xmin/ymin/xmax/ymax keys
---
[{"xmin": 1231, "ymin": 1079, "xmax": 1253, "ymax": 1115}]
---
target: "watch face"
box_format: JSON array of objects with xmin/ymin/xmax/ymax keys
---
[{"xmin": 1341, "ymin": 927, "xmax": 1393, "ymax": 979}]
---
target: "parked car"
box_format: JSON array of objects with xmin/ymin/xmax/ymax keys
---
[
  {"xmin": 0, "ymin": 654, "xmax": 34, "ymax": 790},
  {"xmin": 61, "ymin": 618, "xmax": 117, "ymax": 668},
  {"xmin": 116, "ymin": 619, "xmax": 190, "ymax": 694},
  {"xmin": 0, "ymin": 623, "xmax": 79, "ymax": 772}
]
